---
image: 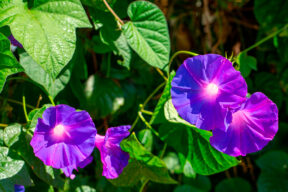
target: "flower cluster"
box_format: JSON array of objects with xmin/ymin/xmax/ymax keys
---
[
  {"xmin": 171, "ymin": 54, "xmax": 278, "ymax": 156},
  {"xmin": 30, "ymin": 104, "xmax": 130, "ymax": 179}
]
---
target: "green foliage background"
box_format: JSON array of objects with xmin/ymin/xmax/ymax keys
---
[{"xmin": 0, "ymin": 0, "xmax": 288, "ymax": 191}]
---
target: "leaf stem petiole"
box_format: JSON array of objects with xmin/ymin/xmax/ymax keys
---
[
  {"xmin": 241, "ymin": 24, "xmax": 288, "ymax": 54},
  {"xmin": 22, "ymin": 96, "xmax": 30, "ymax": 123},
  {"xmin": 48, "ymin": 95, "xmax": 55, "ymax": 106},
  {"xmin": 103, "ymin": 0, "xmax": 124, "ymax": 26},
  {"xmin": 168, "ymin": 50, "xmax": 198, "ymax": 78}
]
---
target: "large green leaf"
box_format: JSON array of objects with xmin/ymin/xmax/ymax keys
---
[
  {"xmin": 122, "ymin": 1, "xmax": 170, "ymax": 70},
  {"xmin": 0, "ymin": 0, "xmax": 91, "ymax": 79},
  {"xmin": 215, "ymin": 178, "xmax": 251, "ymax": 192},
  {"xmin": 110, "ymin": 133, "xmax": 177, "ymax": 186},
  {"xmin": 159, "ymin": 122, "xmax": 238, "ymax": 175},
  {"xmin": 19, "ymin": 43, "xmax": 80, "ymax": 98},
  {"xmin": 0, "ymin": 32, "xmax": 23, "ymax": 93},
  {"xmin": 256, "ymin": 151, "xmax": 288, "ymax": 192},
  {"xmin": 0, "ymin": 146, "xmax": 32, "ymax": 191},
  {"xmin": 150, "ymin": 71, "xmax": 175, "ymax": 124},
  {"xmin": 83, "ymin": 74, "xmax": 124, "ymax": 119},
  {"xmin": 254, "ymin": 0, "xmax": 288, "ymax": 30}
]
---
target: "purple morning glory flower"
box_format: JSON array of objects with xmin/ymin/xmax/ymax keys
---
[
  {"xmin": 8, "ymin": 35, "xmax": 23, "ymax": 48},
  {"xmin": 95, "ymin": 125, "xmax": 130, "ymax": 179},
  {"xmin": 14, "ymin": 185, "xmax": 25, "ymax": 192},
  {"xmin": 210, "ymin": 92, "xmax": 278, "ymax": 156},
  {"xmin": 30, "ymin": 104, "xmax": 97, "ymax": 179},
  {"xmin": 171, "ymin": 54, "xmax": 247, "ymax": 130}
]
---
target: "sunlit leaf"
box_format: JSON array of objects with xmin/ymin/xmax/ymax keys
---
[
  {"xmin": 0, "ymin": 0, "xmax": 91, "ymax": 79},
  {"xmin": 122, "ymin": 1, "xmax": 170, "ymax": 70}
]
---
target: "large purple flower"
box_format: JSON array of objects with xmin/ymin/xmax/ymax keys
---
[
  {"xmin": 171, "ymin": 54, "xmax": 247, "ymax": 130},
  {"xmin": 210, "ymin": 92, "xmax": 278, "ymax": 156},
  {"xmin": 30, "ymin": 104, "xmax": 97, "ymax": 179},
  {"xmin": 95, "ymin": 125, "xmax": 130, "ymax": 179}
]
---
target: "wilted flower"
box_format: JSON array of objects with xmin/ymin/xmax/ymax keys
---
[
  {"xmin": 95, "ymin": 125, "xmax": 130, "ymax": 179},
  {"xmin": 210, "ymin": 92, "xmax": 278, "ymax": 156},
  {"xmin": 171, "ymin": 54, "xmax": 247, "ymax": 130},
  {"xmin": 30, "ymin": 104, "xmax": 97, "ymax": 179},
  {"xmin": 14, "ymin": 185, "xmax": 25, "ymax": 192}
]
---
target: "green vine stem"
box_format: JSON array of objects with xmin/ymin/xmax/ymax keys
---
[
  {"xmin": 155, "ymin": 68, "xmax": 168, "ymax": 81},
  {"xmin": 48, "ymin": 95, "xmax": 55, "ymax": 106},
  {"xmin": 241, "ymin": 24, "xmax": 288, "ymax": 54},
  {"xmin": 22, "ymin": 96, "xmax": 30, "ymax": 123},
  {"xmin": 0, "ymin": 96, "xmax": 35, "ymax": 109},
  {"xmin": 138, "ymin": 112, "xmax": 159, "ymax": 137},
  {"xmin": 103, "ymin": 0, "xmax": 124, "ymax": 26},
  {"xmin": 141, "ymin": 109, "xmax": 154, "ymax": 116},
  {"xmin": 139, "ymin": 178, "xmax": 149, "ymax": 192},
  {"xmin": 168, "ymin": 50, "xmax": 199, "ymax": 78},
  {"xmin": 130, "ymin": 81, "xmax": 166, "ymax": 132}
]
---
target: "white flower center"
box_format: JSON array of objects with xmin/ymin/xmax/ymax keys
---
[
  {"xmin": 53, "ymin": 124, "xmax": 65, "ymax": 137},
  {"xmin": 206, "ymin": 83, "xmax": 219, "ymax": 95}
]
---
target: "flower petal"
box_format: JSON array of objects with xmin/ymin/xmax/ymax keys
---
[
  {"xmin": 95, "ymin": 126, "xmax": 131, "ymax": 179},
  {"xmin": 210, "ymin": 92, "xmax": 278, "ymax": 156},
  {"xmin": 171, "ymin": 54, "xmax": 247, "ymax": 130},
  {"xmin": 31, "ymin": 104, "xmax": 97, "ymax": 171},
  {"xmin": 61, "ymin": 156, "xmax": 93, "ymax": 179}
]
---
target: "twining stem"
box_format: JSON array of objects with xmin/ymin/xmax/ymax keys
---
[
  {"xmin": 160, "ymin": 143, "xmax": 167, "ymax": 159},
  {"xmin": 22, "ymin": 96, "xmax": 29, "ymax": 123},
  {"xmin": 0, "ymin": 96, "xmax": 35, "ymax": 109},
  {"xmin": 141, "ymin": 109, "xmax": 154, "ymax": 116},
  {"xmin": 36, "ymin": 95, "xmax": 42, "ymax": 108},
  {"xmin": 241, "ymin": 24, "xmax": 288, "ymax": 54},
  {"xmin": 103, "ymin": 0, "xmax": 124, "ymax": 26},
  {"xmin": 130, "ymin": 115, "xmax": 140, "ymax": 132},
  {"xmin": 48, "ymin": 95, "xmax": 55, "ymax": 106},
  {"xmin": 168, "ymin": 50, "xmax": 199, "ymax": 78},
  {"xmin": 138, "ymin": 112, "xmax": 159, "ymax": 137},
  {"xmin": 0, "ymin": 123, "xmax": 8, "ymax": 127},
  {"xmin": 143, "ymin": 82, "xmax": 166, "ymax": 107},
  {"xmin": 130, "ymin": 82, "xmax": 166, "ymax": 132},
  {"xmin": 139, "ymin": 179, "xmax": 149, "ymax": 192},
  {"xmin": 155, "ymin": 68, "xmax": 168, "ymax": 81}
]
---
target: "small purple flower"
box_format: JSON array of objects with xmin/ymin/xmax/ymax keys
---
[
  {"xmin": 171, "ymin": 54, "xmax": 247, "ymax": 130},
  {"xmin": 95, "ymin": 125, "xmax": 130, "ymax": 179},
  {"xmin": 8, "ymin": 35, "xmax": 23, "ymax": 48},
  {"xmin": 30, "ymin": 104, "xmax": 97, "ymax": 179},
  {"xmin": 210, "ymin": 92, "xmax": 278, "ymax": 156},
  {"xmin": 14, "ymin": 185, "xmax": 25, "ymax": 192}
]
